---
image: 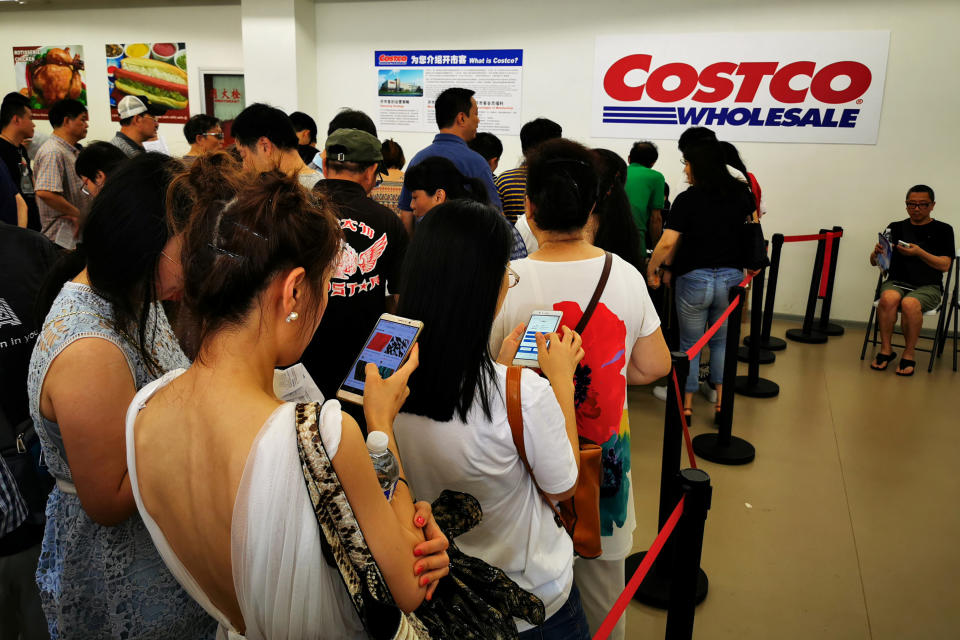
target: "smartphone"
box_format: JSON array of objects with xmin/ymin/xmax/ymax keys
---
[
  {"xmin": 512, "ymin": 310, "xmax": 564, "ymax": 367},
  {"xmin": 897, "ymin": 240, "xmax": 911, "ymax": 248},
  {"xmin": 336, "ymin": 313, "xmax": 423, "ymax": 405}
]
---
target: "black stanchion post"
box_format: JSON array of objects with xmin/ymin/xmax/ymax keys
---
[
  {"xmin": 738, "ymin": 242, "xmax": 775, "ymax": 365},
  {"xmin": 735, "ymin": 266, "xmax": 780, "ymax": 397},
  {"xmin": 744, "ymin": 233, "xmax": 786, "ymax": 351},
  {"xmin": 664, "ymin": 469, "xmax": 712, "ymax": 640},
  {"xmin": 817, "ymin": 225, "xmax": 845, "ymax": 336},
  {"xmin": 693, "ymin": 286, "xmax": 756, "ymax": 464},
  {"xmin": 785, "ymin": 229, "xmax": 829, "ymax": 344},
  {"xmin": 628, "ymin": 353, "xmax": 707, "ymax": 609}
]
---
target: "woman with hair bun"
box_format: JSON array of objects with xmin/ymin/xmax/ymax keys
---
[
  {"xmin": 491, "ymin": 138, "xmax": 670, "ymax": 640},
  {"xmin": 27, "ymin": 152, "xmax": 217, "ymax": 638},
  {"xmin": 125, "ymin": 153, "xmax": 450, "ymax": 639}
]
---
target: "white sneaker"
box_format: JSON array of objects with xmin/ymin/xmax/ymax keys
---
[
  {"xmin": 652, "ymin": 385, "xmax": 668, "ymax": 401},
  {"xmin": 700, "ymin": 381, "xmax": 718, "ymax": 403}
]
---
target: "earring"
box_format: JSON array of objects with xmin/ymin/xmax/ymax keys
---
[{"xmin": 285, "ymin": 311, "xmax": 299, "ymax": 323}]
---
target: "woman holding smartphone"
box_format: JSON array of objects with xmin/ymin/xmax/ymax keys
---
[
  {"xmin": 491, "ymin": 139, "xmax": 671, "ymax": 640},
  {"xmin": 124, "ymin": 155, "xmax": 449, "ymax": 639},
  {"xmin": 394, "ymin": 199, "xmax": 590, "ymax": 639}
]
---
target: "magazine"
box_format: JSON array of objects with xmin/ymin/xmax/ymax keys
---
[{"xmin": 877, "ymin": 232, "xmax": 893, "ymax": 272}]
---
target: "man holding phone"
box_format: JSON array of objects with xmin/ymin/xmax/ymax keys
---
[{"xmin": 869, "ymin": 185, "xmax": 955, "ymax": 375}]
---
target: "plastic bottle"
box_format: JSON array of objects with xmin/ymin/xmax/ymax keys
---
[{"xmin": 366, "ymin": 431, "xmax": 400, "ymax": 502}]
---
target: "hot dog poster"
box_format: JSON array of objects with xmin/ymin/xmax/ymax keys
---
[
  {"xmin": 12, "ymin": 46, "xmax": 88, "ymax": 120},
  {"xmin": 106, "ymin": 42, "xmax": 189, "ymax": 123}
]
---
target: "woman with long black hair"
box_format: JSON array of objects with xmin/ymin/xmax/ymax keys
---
[{"xmin": 647, "ymin": 139, "xmax": 756, "ymax": 422}]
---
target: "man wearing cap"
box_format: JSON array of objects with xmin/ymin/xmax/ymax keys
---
[
  {"xmin": 298, "ymin": 128, "xmax": 409, "ymax": 426},
  {"xmin": 110, "ymin": 96, "xmax": 159, "ymax": 158}
]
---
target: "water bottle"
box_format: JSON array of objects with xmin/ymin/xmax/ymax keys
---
[{"xmin": 366, "ymin": 431, "xmax": 400, "ymax": 501}]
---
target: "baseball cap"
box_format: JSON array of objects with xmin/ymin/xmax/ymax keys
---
[
  {"xmin": 117, "ymin": 95, "xmax": 148, "ymax": 119},
  {"xmin": 325, "ymin": 128, "xmax": 382, "ymax": 163}
]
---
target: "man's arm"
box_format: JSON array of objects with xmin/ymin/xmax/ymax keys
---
[
  {"xmin": 35, "ymin": 190, "xmax": 81, "ymax": 220},
  {"xmin": 648, "ymin": 209, "xmax": 663, "ymax": 246},
  {"xmin": 896, "ymin": 244, "xmax": 953, "ymax": 272},
  {"xmin": 15, "ymin": 193, "xmax": 27, "ymax": 228}
]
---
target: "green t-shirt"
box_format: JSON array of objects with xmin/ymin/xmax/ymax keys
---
[{"xmin": 624, "ymin": 164, "xmax": 665, "ymax": 253}]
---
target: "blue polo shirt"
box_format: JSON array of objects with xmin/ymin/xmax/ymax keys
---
[{"xmin": 398, "ymin": 133, "xmax": 502, "ymax": 211}]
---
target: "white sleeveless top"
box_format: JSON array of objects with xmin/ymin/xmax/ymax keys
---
[{"xmin": 125, "ymin": 369, "xmax": 365, "ymax": 640}]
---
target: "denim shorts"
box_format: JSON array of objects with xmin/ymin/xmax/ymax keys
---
[{"xmin": 517, "ymin": 583, "xmax": 591, "ymax": 640}]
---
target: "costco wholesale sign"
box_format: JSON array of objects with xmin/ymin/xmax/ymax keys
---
[{"xmin": 593, "ymin": 31, "xmax": 890, "ymax": 144}]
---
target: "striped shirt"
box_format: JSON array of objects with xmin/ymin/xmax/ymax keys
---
[
  {"xmin": 495, "ymin": 166, "xmax": 527, "ymax": 224},
  {"xmin": 0, "ymin": 455, "xmax": 28, "ymax": 537},
  {"xmin": 33, "ymin": 133, "xmax": 87, "ymax": 249}
]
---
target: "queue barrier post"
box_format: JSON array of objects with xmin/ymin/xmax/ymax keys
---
[
  {"xmin": 738, "ymin": 241, "xmax": 776, "ymax": 365},
  {"xmin": 735, "ymin": 263, "xmax": 780, "ymax": 398},
  {"xmin": 744, "ymin": 233, "xmax": 787, "ymax": 352},
  {"xmin": 693, "ymin": 286, "xmax": 756, "ymax": 465},
  {"xmin": 628, "ymin": 353, "xmax": 708, "ymax": 609},
  {"xmin": 785, "ymin": 229, "xmax": 829, "ymax": 344},
  {"xmin": 817, "ymin": 226, "xmax": 845, "ymax": 336},
  {"xmin": 664, "ymin": 468, "xmax": 712, "ymax": 640}
]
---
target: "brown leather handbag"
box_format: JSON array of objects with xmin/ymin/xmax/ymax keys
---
[{"xmin": 504, "ymin": 252, "xmax": 613, "ymax": 560}]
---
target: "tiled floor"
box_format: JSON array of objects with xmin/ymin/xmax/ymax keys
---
[{"xmin": 622, "ymin": 319, "xmax": 959, "ymax": 639}]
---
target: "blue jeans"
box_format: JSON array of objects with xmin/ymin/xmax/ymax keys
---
[
  {"xmin": 518, "ymin": 583, "xmax": 591, "ymax": 640},
  {"xmin": 675, "ymin": 268, "xmax": 744, "ymax": 393}
]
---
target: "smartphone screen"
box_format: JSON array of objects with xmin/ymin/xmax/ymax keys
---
[
  {"xmin": 514, "ymin": 311, "xmax": 563, "ymax": 365},
  {"xmin": 340, "ymin": 317, "xmax": 421, "ymax": 398}
]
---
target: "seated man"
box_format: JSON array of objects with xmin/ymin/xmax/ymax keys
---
[{"xmin": 869, "ymin": 184, "xmax": 955, "ymax": 375}]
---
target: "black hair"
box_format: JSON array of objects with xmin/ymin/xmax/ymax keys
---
[
  {"xmin": 719, "ymin": 141, "xmax": 748, "ymax": 177},
  {"xmin": 183, "ymin": 114, "xmax": 221, "ymax": 144},
  {"xmin": 628, "ymin": 140, "xmax": 658, "ymax": 167},
  {"xmin": 398, "ymin": 199, "xmax": 513, "ymax": 422},
  {"xmin": 683, "ymin": 140, "xmax": 751, "ymax": 199},
  {"xmin": 75, "ymin": 141, "xmax": 127, "ymax": 181},
  {"xmin": 526, "ymin": 138, "xmax": 599, "ymax": 232},
  {"xmin": 1, "ymin": 92, "xmax": 30, "ymax": 129},
  {"xmin": 468, "ymin": 132, "xmax": 503, "ymax": 162},
  {"xmin": 434, "ymin": 87, "xmax": 474, "ymax": 130},
  {"xmin": 519, "ymin": 118, "xmax": 562, "ymax": 155},
  {"xmin": 906, "ymin": 184, "xmax": 935, "ymax": 201},
  {"xmin": 326, "ymin": 108, "xmax": 377, "ymax": 137},
  {"xmin": 677, "ymin": 126, "xmax": 717, "ymax": 153},
  {"xmin": 231, "ymin": 103, "xmax": 298, "ymax": 151},
  {"xmin": 592, "ymin": 148, "xmax": 643, "ymax": 270},
  {"xmin": 403, "ymin": 156, "xmax": 489, "ymax": 204},
  {"xmin": 37, "ymin": 153, "xmax": 180, "ymax": 375},
  {"xmin": 381, "ymin": 139, "xmax": 405, "ymax": 170},
  {"xmin": 48, "ymin": 99, "xmax": 87, "ymax": 128},
  {"xmin": 288, "ymin": 111, "xmax": 318, "ymax": 144}
]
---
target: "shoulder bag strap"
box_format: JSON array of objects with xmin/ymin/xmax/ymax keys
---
[
  {"xmin": 505, "ymin": 366, "xmax": 564, "ymax": 528},
  {"xmin": 574, "ymin": 252, "xmax": 613, "ymax": 335}
]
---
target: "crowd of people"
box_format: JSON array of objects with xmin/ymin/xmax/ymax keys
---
[{"xmin": 0, "ymin": 82, "xmax": 953, "ymax": 640}]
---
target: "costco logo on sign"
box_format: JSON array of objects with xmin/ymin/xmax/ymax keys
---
[
  {"xmin": 378, "ymin": 54, "xmax": 408, "ymax": 65},
  {"xmin": 592, "ymin": 32, "xmax": 890, "ymax": 144}
]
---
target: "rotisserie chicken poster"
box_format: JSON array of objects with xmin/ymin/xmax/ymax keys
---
[
  {"xmin": 12, "ymin": 45, "xmax": 87, "ymax": 119},
  {"xmin": 105, "ymin": 43, "xmax": 189, "ymax": 123}
]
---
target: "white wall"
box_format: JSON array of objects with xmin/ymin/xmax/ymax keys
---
[
  {"xmin": 0, "ymin": 4, "xmax": 243, "ymax": 157},
  {"xmin": 315, "ymin": 0, "xmax": 960, "ymax": 322}
]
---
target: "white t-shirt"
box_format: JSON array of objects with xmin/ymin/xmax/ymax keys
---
[
  {"xmin": 515, "ymin": 214, "xmax": 539, "ymax": 254},
  {"xmin": 393, "ymin": 364, "xmax": 577, "ymax": 630},
  {"xmin": 491, "ymin": 253, "xmax": 661, "ymax": 559}
]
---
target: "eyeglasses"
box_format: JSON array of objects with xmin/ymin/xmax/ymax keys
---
[
  {"xmin": 506, "ymin": 265, "xmax": 520, "ymax": 288},
  {"xmin": 202, "ymin": 132, "xmax": 225, "ymax": 140},
  {"xmin": 905, "ymin": 201, "xmax": 932, "ymax": 210}
]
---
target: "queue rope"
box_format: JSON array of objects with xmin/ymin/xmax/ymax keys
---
[
  {"xmin": 591, "ymin": 496, "xmax": 686, "ymax": 640},
  {"xmin": 671, "ymin": 369, "xmax": 698, "ymax": 470}
]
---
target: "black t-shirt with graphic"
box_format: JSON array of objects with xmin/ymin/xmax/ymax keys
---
[
  {"xmin": 300, "ymin": 179, "xmax": 409, "ymax": 406},
  {"xmin": 0, "ymin": 138, "xmax": 41, "ymax": 231},
  {"xmin": 886, "ymin": 218, "xmax": 955, "ymax": 288}
]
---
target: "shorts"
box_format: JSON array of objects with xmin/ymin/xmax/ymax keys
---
[{"xmin": 879, "ymin": 280, "xmax": 942, "ymax": 313}]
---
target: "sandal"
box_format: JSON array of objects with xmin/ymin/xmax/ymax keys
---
[
  {"xmin": 682, "ymin": 408, "xmax": 693, "ymax": 423},
  {"xmin": 871, "ymin": 351, "xmax": 897, "ymax": 371},
  {"xmin": 714, "ymin": 404, "xmax": 722, "ymax": 425},
  {"xmin": 895, "ymin": 358, "xmax": 916, "ymax": 377}
]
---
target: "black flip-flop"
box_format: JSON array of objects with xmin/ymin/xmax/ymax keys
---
[
  {"xmin": 871, "ymin": 352, "xmax": 897, "ymax": 371},
  {"xmin": 895, "ymin": 358, "xmax": 916, "ymax": 376}
]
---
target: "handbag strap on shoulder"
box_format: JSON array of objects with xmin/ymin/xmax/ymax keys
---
[
  {"xmin": 574, "ymin": 252, "xmax": 613, "ymax": 335},
  {"xmin": 505, "ymin": 367, "xmax": 564, "ymax": 528}
]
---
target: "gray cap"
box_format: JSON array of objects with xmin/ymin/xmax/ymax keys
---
[
  {"xmin": 117, "ymin": 95, "xmax": 148, "ymax": 119},
  {"xmin": 325, "ymin": 128, "xmax": 382, "ymax": 163}
]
